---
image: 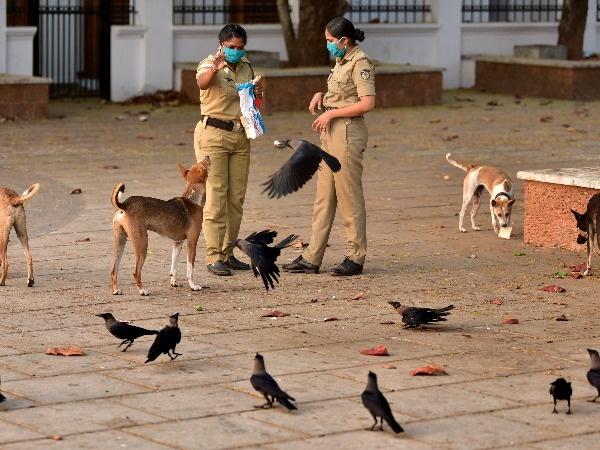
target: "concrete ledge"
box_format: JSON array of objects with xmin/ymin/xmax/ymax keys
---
[
  {"xmin": 474, "ymin": 55, "xmax": 600, "ymax": 100},
  {"xmin": 0, "ymin": 74, "xmax": 51, "ymax": 119},
  {"xmin": 517, "ymin": 168, "xmax": 600, "ymax": 251},
  {"xmin": 180, "ymin": 63, "xmax": 443, "ymax": 113}
]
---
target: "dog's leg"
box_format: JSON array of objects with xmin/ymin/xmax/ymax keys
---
[
  {"xmin": 0, "ymin": 223, "xmax": 9, "ymax": 286},
  {"xmin": 490, "ymin": 204, "xmax": 500, "ymax": 234},
  {"xmin": 459, "ymin": 176, "xmax": 477, "ymax": 233},
  {"xmin": 584, "ymin": 228, "xmax": 593, "ymax": 276},
  {"xmin": 13, "ymin": 209, "xmax": 34, "ymax": 287},
  {"xmin": 169, "ymin": 241, "xmax": 184, "ymax": 287},
  {"xmin": 111, "ymin": 221, "xmax": 127, "ymax": 295},
  {"xmin": 130, "ymin": 226, "xmax": 150, "ymax": 296},
  {"xmin": 186, "ymin": 233, "xmax": 202, "ymax": 291},
  {"xmin": 470, "ymin": 191, "xmax": 482, "ymax": 231}
]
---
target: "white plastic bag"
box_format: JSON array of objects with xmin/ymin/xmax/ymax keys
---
[{"xmin": 237, "ymin": 76, "xmax": 266, "ymax": 139}]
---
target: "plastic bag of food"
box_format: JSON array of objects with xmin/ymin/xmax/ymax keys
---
[{"xmin": 236, "ymin": 76, "xmax": 266, "ymax": 139}]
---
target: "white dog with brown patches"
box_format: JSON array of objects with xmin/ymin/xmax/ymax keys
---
[{"xmin": 446, "ymin": 153, "xmax": 515, "ymax": 235}]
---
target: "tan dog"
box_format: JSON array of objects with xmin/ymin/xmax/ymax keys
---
[
  {"xmin": 111, "ymin": 158, "xmax": 210, "ymax": 296},
  {"xmin": 0, "ymin": 184, "xmax": 40, "ymax": 287},
  {"xmin": 446, "ymin": 153, "xmax": 515, "ymax": 234}
]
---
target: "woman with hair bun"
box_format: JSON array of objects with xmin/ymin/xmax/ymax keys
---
[{"xmin": 283, "ymin": 17, "xmax": 376, "ymax": 277}]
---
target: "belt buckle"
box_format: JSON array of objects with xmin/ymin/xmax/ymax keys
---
[{"xmin": 232, "ymin": 121, "xmax": 242, "ymax": 132}]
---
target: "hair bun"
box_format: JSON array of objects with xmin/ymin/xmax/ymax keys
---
[{"xmin": 354, "ymin": 29, "xmax": 365, "ymax": 42}]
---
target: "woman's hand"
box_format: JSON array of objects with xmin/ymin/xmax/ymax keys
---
[
  {"xmin": 309, "ymin": 92, "xmax": 325, "ymax": 115},
  {"xmin": 211, "ymin": 52, "xmax": 227, "ymax": 72},
  {"xmin": 312, "ymin": 110, "xmax": 335, "ymax": 133},
  {"xmin": 253, "ymin": 80, "xmax": 264, "ymax": 100}
]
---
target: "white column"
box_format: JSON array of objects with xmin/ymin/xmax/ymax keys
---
[
  {"xmin": 289, "ymin": 0, "xmax": 300, "ymax": 26},
  {"xmin": 432, "ymin": 0, "xmax": 462, "ymax": 89},
  {"xmin": 136, "ymin": 0, "xmax": 173, "ymax": 92},
  {"xmin": 583, "ymin": 0, "xmax": 598, "ymax": 55},
  {"xmin": 6, "ymin": 27, "xmax": 37, "ymax": 75},
  {"xmin": 0, "ymin": 0, "xmax": 7, "ymax": 72}
]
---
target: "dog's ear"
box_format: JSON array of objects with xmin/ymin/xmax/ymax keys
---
[
  {"xmin": 177, "ymin": 163, "xmax": 189, "ymax": 179},
  {"xmin": 570, "ymin": 209, "xmax": 582, "ymax": 220},
  {"xmin": 491, "ymin": 199, "xmax": 497, "ymax": 207},
  {"xmin": 508, "ymin": 199, "xmax": 516, "ymax": 206}
]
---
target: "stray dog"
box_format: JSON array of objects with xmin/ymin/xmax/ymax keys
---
[
  {"xmin": 571, "ymin": 193, "xmax": 600, "ymax": 276},
  {"xmin": 111, "ymin": 158, "xmax": 210, "ymax": 295},
  {"xmin": 446, "ymin": 153, "xmax": 515, "ymax": 234},
  {"xmin": 0, "ymin": 184, "xmax": 40, "ymax": 287}
]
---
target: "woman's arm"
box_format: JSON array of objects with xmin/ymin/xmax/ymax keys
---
[
  {"xmin": 311, "ymin": 96, "xmax": 375, "ymax": 133},
  {"xmin": 196, "ymin": 53, "xmax": 227, "ymax": 90}
]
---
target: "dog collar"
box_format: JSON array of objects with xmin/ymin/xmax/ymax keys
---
[{"xmin": 494, "ymin": 192, "xmax": 511, "ymax": 200}]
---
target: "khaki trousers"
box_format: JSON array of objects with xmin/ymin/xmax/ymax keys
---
[
  {"xmin": 194, "ymin": 120, "xmax": 250, "ymax": 264},
  {"xmin": 303, "ymin": 117, "xmax": 368, "ymax": 266}
]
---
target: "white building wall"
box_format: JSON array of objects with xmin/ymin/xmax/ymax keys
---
[
  {"xmin": 5, "ymin": 27, "xmax": 36, "ymax": 75},
  {"xmin": 0, "ymin": 0, "xmax": 6, "ymax": 72},
  {"xmin": 111, "ymin": 26, "xmax": 146, "ymax": 101}
]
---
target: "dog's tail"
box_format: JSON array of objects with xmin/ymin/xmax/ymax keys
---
[
  {"xmin": 446, "ymin": 153, "xmax": 470, "ymax": 172},
  {"xmin": 111, "ymin": 183, "xmax": 126, "ymax": 210},
  {"xmin": 11, "ymin": 183, "xmax": 40, "ymax": 206}
]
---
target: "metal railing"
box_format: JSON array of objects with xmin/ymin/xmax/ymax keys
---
[
  {"xmin": 347, "ymin": 0, "xmax": 433, "ymax": 24},
  {"xmin": 462, "ymin": 1, "xmax": 563, "ymax": 23}
]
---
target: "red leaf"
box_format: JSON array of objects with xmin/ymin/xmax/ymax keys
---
[
  {"xmin": 570, "ymin": 262, "xmax": 587, "ymax": 272},
  {"xmin": 352, "ymin": 292, "xmax": 364, "ymax": 301},
  {"xmin": 323, "ymin": 317, "xmax": 338, "ymax": 322},
  {"xmin": 360, "ymin": 345, "xmax": 389, "ymax": 356},
  {"xmin": 490, "ymin": 298, "xmax": 503, "ymax": 305},
  {"xmin": 46, "ymin": 346, "xmax": 86, "ymax": 356},
  {"xmin": 409, "ymin": 364, "xmax": 447, "ymax": 376},
  {"xmin": 541, "ymin": 285, "xmax": 566, "ymax": 293},
  {"xmin": 502, "ymin": 317, "xmax": 519, "ymax": 324},
  {"xmin": 570, "ymin": 272, "xmax": 583, "ymax": 279},
  {"xmin": 261, "ymin": 310, "xmax": 289, "ymax": 318}
]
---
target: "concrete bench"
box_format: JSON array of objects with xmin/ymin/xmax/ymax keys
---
[
  {"xmin": 0, "ymin": 73, "xmax": 52, "ymax": 120},
  {"xmin": 178, "ymin": 63, "xmax": 443, "ymax": 113},
  {"xmin": 517, "ymin": 168, "xmax": 600, "ymax": 251},
  {"xmin": 473, "ymin": 55, "xmax": 600, "ymax": 101}
]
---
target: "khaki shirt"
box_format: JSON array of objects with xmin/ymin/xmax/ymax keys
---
[
  {"xmin": 196, "ymin": 54, "xmax": 254, "ymax": 121},
  {"xmin": 323, "ymin": 46, "xmax": 375, "ymax": 109}
]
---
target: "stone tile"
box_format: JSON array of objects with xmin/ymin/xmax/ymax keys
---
[
  {"xmin": 0, "ymin": 420, "xmax": 44, "ymax": 444},
  {"xmin": 1, "ymin": 398, "xmax": 164, "ymax": 436},
  {"xmin": 2, "ymin": 430, "xmax": 172, "ymax": 450},
  {"xmin": 407, "ymin": 413, "xmax": 562, "ymax": 449},
  {"xmin": 126, "ymin": 415, "xmax": 306, "ymax": 449},
  {"xmin": 530, "ymin": 432, "xmax": 600, "ymax": 450},
  {"xmin": 6, "ymin": 373, "xmax": 151, "ymax": 404}
]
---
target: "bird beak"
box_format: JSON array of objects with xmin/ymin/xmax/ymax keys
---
[
  {"xmin": 95, "ymin": 314, "xmax": 104, "ymax": 318},
  {"xmin": 273, "ymin": 140, "xmax": 288, "ymax": 148}
]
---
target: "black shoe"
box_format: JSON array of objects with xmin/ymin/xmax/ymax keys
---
[
  {"xmin": 282, "ymin": 256, "xmax": 320, "ymax": 274},
  {"xmin": 331, "ymin": 257, "xmax": 363, "ymax": 276},
  {"xmin": 207, "ymin": 261, "xmax": 232, "ymax": 276},
  {"xmin": 224, "ymin": 255, "xmax": 250, "ymax": 270}
]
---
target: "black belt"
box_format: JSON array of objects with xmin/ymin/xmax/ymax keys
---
[
  {"xmin": 324, "ymin": 107, "xmax": 363, "ymax": 119},
  {"xmin": 200, "ymin": 115, "xmax": 242, "ymax": 132}
]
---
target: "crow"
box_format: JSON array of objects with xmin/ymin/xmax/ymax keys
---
[
  {"xmin": 586, "ymin": 348, "xmax": 600, "ymax": 402},
  {"xmin": 388, "ymin": 301, "xmax": 454, "ymax": 328},
  {"xmin": 361, "ymin": 371, "xmax": 403, "ymax": 433},
  {"xmin": 232, "ymin": 230, "xmax": 298, "ymax": 291},
  {"xmin": 145, "ymin": 313, "xmax": 182, "ymax": 363},
  {"xmin": 261, "ymin": 139, "xmax": 341, "ymax": 199},
  {"xmin": 0, "ymin": 377, "xmax": 6, "ymax": 403},
  {"xmin": 96, "ymin": 313, "xmax": 158, "ymax": 352},
  {"xmin": 550, "ymin": 378, "xmax": 572, "ymax": 414},
  {"xmin": 250, "ymin": 353, "xmax": 296, "ymax": 410}
]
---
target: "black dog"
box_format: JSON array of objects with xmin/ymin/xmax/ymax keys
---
[{"xmin": 571, "ymin": 193, "xmax": 600, "ymax": 276}]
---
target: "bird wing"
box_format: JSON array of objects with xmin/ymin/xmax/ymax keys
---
[
  {"xmin": 145, "ymin": 326, "xmax": 170, "ymax": 362},
  {"xmin": 111, "ymin": 322, "xmax": 157, "ymax": 340},
  {"xmin": 588, "ymin": 369, "xmax": 600, "ymax": 389},
  {"xmin": 319, "ymin": 148, "xmax": 341, "ymax": 172},
  {"xmin": 245, "ymin": 230, "xmax": 277, "ymax": 246},
  {"xmin": 261, "ymin": 146, "xmax": 322, "ymax": 198},
  {"xmin": 243, "ymin": 243, "xmax": 281, "ymax": 291}
]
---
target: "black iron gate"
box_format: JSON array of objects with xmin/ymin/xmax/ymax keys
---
[{"xmin": 8, "ymin": 0, "xmax": 135, "ymax": 98}]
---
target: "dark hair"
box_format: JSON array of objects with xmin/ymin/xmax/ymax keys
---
[
  {"xmin": 326, "ymin": 17, "xmax": 365, "ymax": 43},
  {"xmin": 218, "ymin": 23, "xmax": 247, "ymax": 44}
]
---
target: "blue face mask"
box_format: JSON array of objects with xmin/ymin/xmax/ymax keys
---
[
  {"xmin": 222, "ymin": 46, "xmax": 245, "ymax": 64},
  {"xmin": 326, "ymin": 37, "xmax": 346, "ymax": 58}
]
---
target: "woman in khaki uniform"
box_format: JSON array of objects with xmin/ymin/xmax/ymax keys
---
[
  {"xmin": 284, "ymin": 17, "xmax": 375, "ymax": 277},
  {"xmin": 195, "ymin": 24, "xmax": 259, "ymax": 276}
]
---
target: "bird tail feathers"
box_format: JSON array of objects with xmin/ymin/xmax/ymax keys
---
[
  {"xmin": 278, "ymin": 396, "xmax": 297, "ymax": 410},
  {"xmin": 386, "ymin": 416, "xmax": 404, "ymax": 433}
]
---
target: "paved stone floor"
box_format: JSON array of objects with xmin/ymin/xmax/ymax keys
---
[{"xmin": 1, "ymin": 92, "xmax": 600, "ymax": 449}]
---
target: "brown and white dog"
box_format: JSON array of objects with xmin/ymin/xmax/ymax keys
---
[
  {"xmin": 0, "ymin": 184, "xmax": 40, "ymax": 287},
  {"xmin": 571, "ymin": 193, "xmax": 600, "ymax": 276},
  {"xmin": 111, "ymin": 158, "xmax": 210, "ymax": 296},
  {"xmin": 446, "ymin": 153, "xmax": 515, "ymax": 234}
]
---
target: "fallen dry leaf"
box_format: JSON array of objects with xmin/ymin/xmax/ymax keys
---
[
  {"xmin": 541, "ymin": 285, "xmax": 566, "ymax": 293},
  {"xmin": 360, "ymin": 345, "xmax": 389, "ymax": 356},
  {"xmin": 261, "ymin": 310, "xmax": 289, "ymax": 318},
  {"xmin": 571, "ymin": 262, "xmax": 587, "ymax": 272},
  {"xmin": 75, "ymin": 237, "xmax": 90, "ymax": 243},
  {"xmin": 383, "ymin": 364, "xmax": 397, "ymax": 369},
  {"xmin": 323, "ymin": 317, "xmax": 338, "ymax": 322},
  {"xmin": 136, "ymin": 135, "xmax": 154, "ymax": 140},
  {"xmin": 380, "ymin": 320, "xmax": 396, "ymax": 325},
  {"xmin": 70, "ymin": 188, "xmax": 82, "ymax": 195},
  {"xmin": 46, "ymin": 346, "xmax": 86, "ymax": 356},
  {"xmin": 291, "ymin": 240, "xmax": 308, "ymax": 249},
  {"xmin": 555, "ymin": 314, "xmax": 569, "ymax": 321},
  {"xmin": 570, "ymin": 272, "xmax": 583, "ymax": 279},
  {"xmin": 486, "ymin": 100, "xmax": 501, "ymax": 106},
  {"xmin": 490, "ymin": 298, "xmax": 503, "ymax": 305},
  {"xmin": 540, "ymin": 115, "xmax": 553, "ymax": 123},
  {"xmin": 502, "ymin": 317, "xmax": 520, "ymax": 324},
  {"xmin": 352, "ymin": 292, "xmax": 364, "ymax": 301},
  {"xmin": 103, "ymin": 165, "xmax": 119, "ymax": 170},
  {"xmin": 409, "ymin": 364, "xmax": 447, "ymax": 376},
  {"xmin": 442, "ymin": 134, "xmax": 459, "ymax": 141},
  {"xmin": 429, "ymin": 119, "xmax": 441, "ymax": 124}
]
